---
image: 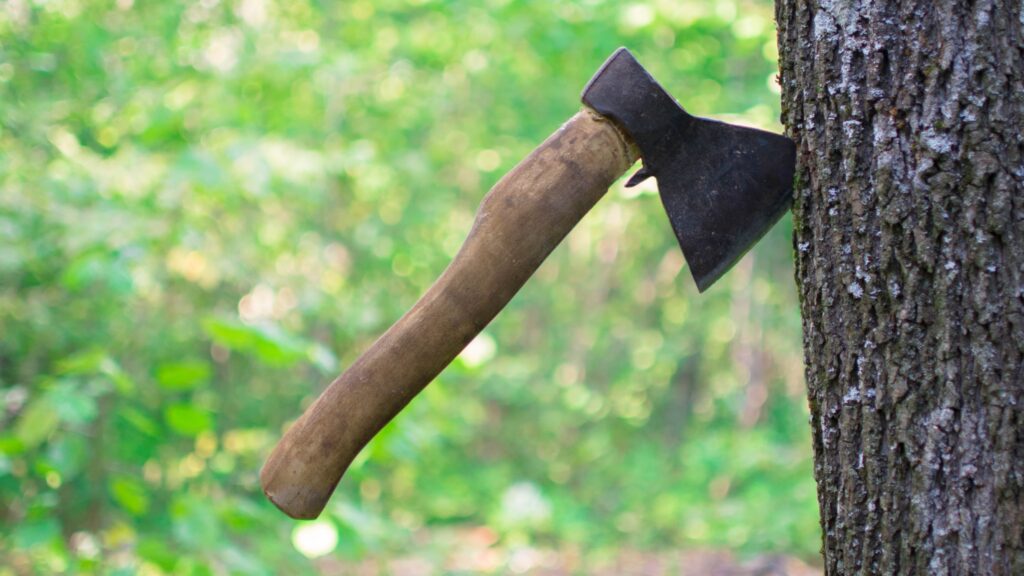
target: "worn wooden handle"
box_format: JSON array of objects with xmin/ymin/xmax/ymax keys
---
[{"xmin": 260, "ymin": 110, "xmax": 638, "ymax": 519}]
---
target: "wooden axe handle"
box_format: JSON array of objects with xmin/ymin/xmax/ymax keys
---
[{"xmin": 260, "ymin": 110, "xmax": 638, "ymax": 519}]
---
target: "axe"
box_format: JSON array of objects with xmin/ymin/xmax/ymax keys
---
[{"xmin": 261, "ymin": 48, "xmax": 795, "ymax": 519}]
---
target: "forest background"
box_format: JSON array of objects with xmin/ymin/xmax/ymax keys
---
[{"xmin": 0, "ymin": 0, "xmax": 820, "ymax": 573}]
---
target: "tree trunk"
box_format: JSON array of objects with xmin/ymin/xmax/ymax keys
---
[{"xmin": 775, "ymin": 0, "xmax": 1023, "ymax": 574}]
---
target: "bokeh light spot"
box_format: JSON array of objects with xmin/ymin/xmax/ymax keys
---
[{"xmin": 291, "ymin": 519, "xmax": 338, "ymax": 558}]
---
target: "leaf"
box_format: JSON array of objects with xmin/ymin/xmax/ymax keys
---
[
  {"xmin": 60, "ymin": 252, "xmax": 105, "ymax": 291},
  {"xmin": 110, "ymin": 476, "xmax": 150, "ymax": 516},
  {"xmin": 203, "ymin": 318, "xmax": 307, "ymax": 364},
  {"xmin": 14, "ymin": 396, "xmax": 60, "ymax": 449},
  {"xmin": 202, "ymin": 318, "xmax": 256, "ymax": 350},
  {"xmin": 137, "ymin": 537, "xmax": 179, "ymax": 571},
  {"xmin": 106, "ymin": 368, "xmax": 136, "ymax": 395},
  {"xmin": 60, "ymin": 251, "xmax": 133, "ymax": 295},
  {"xmin": 0, "ymin": 435, "xmax": 25, "ymax": 455},
  {"xmin": 119, "ymin": 407, "xmax": 159, "ymax": 436},
  {"xmin": 56, "ymin": 348, "xmax": 109, "ymax": 374},
  {"xmin": 245, "ymin": 325, "xmax": 308, "ymax": 365},
  {"xmin": 57, "ymin": 349, "xmax": 134, "ymax": 394},
  {"xmin": 164, "ymin": 404, "xmax": 213, "ymax": 437},
  {"xmin": 51, "ymin": 381, "xmax": 98, "ymax": 425},
  {"xmin": 155, "ymin": 361, "xmax": 211, "ymax": 391},
  {"xmin": 202, "ymin": 317, "xmax": 335, "ymax": 370}
]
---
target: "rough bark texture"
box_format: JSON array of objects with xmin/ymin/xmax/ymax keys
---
[{"xmin": 775, "ymin": 0, "xmax": 1023, "ymax": 574}]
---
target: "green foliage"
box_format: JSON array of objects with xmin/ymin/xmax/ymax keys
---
[{"xmin": 0, "ymin": 0, "xmax": 817, "ymax": 572}]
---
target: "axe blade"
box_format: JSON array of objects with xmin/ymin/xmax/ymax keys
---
[{"xmin": 582, "ymin": 48, "xmax": 796, "ymax": 292}]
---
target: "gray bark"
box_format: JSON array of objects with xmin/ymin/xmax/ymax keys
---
[{"xmin": 775, "ymin": 0, "xmax": 1024, "ymax": 574}]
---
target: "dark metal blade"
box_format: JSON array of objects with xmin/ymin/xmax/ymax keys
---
[{"xmin": 582, "ymin": 48, "xmax": 796, "ymax": 292}]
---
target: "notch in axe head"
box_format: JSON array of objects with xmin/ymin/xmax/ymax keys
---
[{"xmin": 261, "ymin": 47, "xmax": 795, "ymax": 519}]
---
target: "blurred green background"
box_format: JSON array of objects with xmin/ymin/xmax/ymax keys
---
[{"xmin": 0, "ymin": 0, "xmax": 818, "ymax": 573}]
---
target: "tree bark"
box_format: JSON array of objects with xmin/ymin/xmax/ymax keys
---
[{"xmin": 775, "ymin": 0, "xmax": 1023, "ymax": 574}]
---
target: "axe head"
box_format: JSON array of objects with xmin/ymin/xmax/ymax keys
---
[{"xmin": 582, "ymin": 48, "xmax": 796, "ymax": 292}]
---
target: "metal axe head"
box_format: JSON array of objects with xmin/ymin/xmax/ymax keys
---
[{"xmin": 582, "ymin": 48, "xmax": 796, "ymax": 292}]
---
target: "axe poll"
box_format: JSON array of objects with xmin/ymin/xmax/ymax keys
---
[{"xmin": 260, "ymin": 48, "xmax": 796, "ymax": 519}]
